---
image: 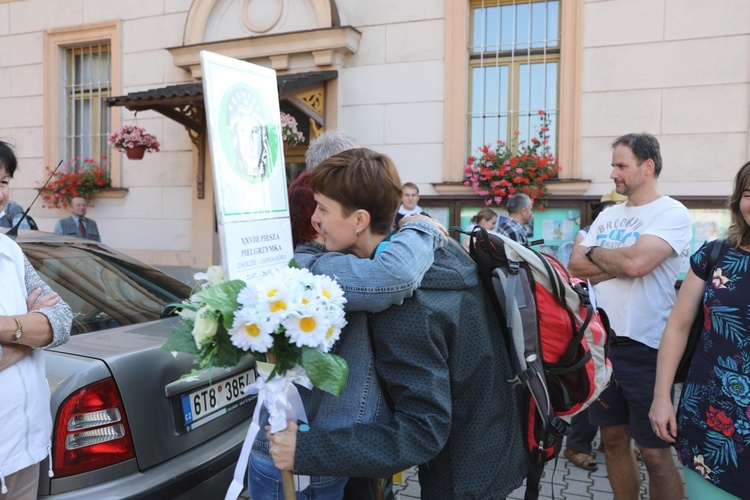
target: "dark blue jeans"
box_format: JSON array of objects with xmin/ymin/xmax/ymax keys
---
[
  {"xmin": 566, "ymin": 408, "xmax": 598, "ymax": 455},
  {"xmin": 248, "ymin": 454, "xmax": 348, "ymax": 500}
]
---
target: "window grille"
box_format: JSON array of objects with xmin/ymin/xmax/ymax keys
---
[
  {"xmin": 64, "ymin": 44, "xmax": 111, "ymax": 169},
  {"xmin": 469, "ymin": 0, "xmax": 560, "ymax": 156}
]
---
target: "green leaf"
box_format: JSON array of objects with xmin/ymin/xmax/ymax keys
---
[
  {"xmin": 300, "ymin": 347, "xmax": 349, "ymax": 397},
  {"xmin": 197, "ymin": 279, "xmax": 247, "ymax": 329},
  {"xmin": 162, "ymin": 325, "xmax": 199, "ymax": 355},
  {"xmin": 288, "ymin": 258, "xmax": 302, "ymax": 269},
  {"xmin": 209, "ymin": 327, "xmax": 245, "ymax": 368}
]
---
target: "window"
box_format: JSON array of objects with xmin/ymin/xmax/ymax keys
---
[
  {"xmin": 44, "ymin": 22, "xmax": 121, "ymax": 186},
  {"xmin": 64, "ymin": 44, "xmax": 111, "ymax": 167},
  {"xmin": 469, "ymin": 0, "xmax": 560, "ymax": 156}
]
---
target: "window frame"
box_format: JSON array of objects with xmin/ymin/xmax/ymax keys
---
[
  {"xmin": 44, "ymin": 22, "xmax": 122, "ymax": 188},
  {"xmin": 64, "ymin": 44, "xmax": 112, "ymax": 168},
  {"xmin": 467, "ymin": 0, "xmax": 561, "ymax": 156},
  {"xmin": 441, "ymin": 0, "xmax": 584, "ymax": 189}
]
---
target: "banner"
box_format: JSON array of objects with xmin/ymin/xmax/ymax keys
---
[{"xmin": 201, "ymin": 51, "xmax": 294, "ymax": 280}]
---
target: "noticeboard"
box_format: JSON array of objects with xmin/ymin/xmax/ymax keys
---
[{"xmin": 531, "ymin": 207, "xmax": 581, "ymax": 266}]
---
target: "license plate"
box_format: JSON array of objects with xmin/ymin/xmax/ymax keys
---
[{"xmin": 180, "ymin": 369, "xmax": 256, "ymax": 430}]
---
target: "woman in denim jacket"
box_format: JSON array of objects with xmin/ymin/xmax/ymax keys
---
[
  {"xmin": 268, "ymin": 148, "xmax": 526, "ymax": 499},
  {"xmin": 248, "ymin": 171, "xmax": 445, "ymax": 500}
]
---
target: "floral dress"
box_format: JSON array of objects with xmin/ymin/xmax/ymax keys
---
[{"xmin": 676, "ymin": 240, "xmax": 750, "ymax": 497}]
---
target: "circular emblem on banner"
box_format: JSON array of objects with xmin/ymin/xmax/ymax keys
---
[{"xmin": 219, "ymin": 84, "xmax": 281, "ymax": 183}]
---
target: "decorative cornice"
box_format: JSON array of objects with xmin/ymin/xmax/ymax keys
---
[{"xmin": 168, "ymin": 26, "xmax": 361, "ymax": 79}]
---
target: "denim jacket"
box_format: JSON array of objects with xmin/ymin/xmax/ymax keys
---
[{"xmin": 251, "ymin": 221, "xmax": 445, "ymax": 460}]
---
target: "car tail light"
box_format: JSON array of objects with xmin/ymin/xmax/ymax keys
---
[{"xmin": 53, "ymin": 378, "xmax": 136, "ymax": 477}]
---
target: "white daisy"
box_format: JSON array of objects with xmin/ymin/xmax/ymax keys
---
[
  {"xmin": 283, "ymin": 305, "xmax": 328, "ymax": 349},
  {"xmin": 229, "ymin": 306, "xmax": 275, "ymax": 352},
  {"xmin": 236, "ymin": 284, "xmax": 259, "ymax": 307},
  {"xmin": 320, "ymin": 307, "xmax": 348, "ymax": 352},
  {"xmin": 316, "ymin": 274, "xmax": 346, "ymax": 306}
]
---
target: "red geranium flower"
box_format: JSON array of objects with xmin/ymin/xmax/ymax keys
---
[{"xmin": 463, "ymin": 111, "xmax": 560, "ymax": 208}]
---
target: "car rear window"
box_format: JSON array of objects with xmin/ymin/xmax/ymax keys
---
[{"xmin": 22, "ymin": 242, "xmax": 192, "ymax": 335}]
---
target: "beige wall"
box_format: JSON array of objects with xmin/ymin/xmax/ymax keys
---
[
  {"xmin": 333, "ymin": 0, "xmax": 446, "ymax": 194},
  {"xmin": 1, "ymin": 0, "xmax": 749, "ymax": 269},
  {"xmin": 579, "ymin": 0, "xmax": 750, "ymax": 197}
]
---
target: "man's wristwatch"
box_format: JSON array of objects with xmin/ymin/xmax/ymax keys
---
[
  {"xmin": 11, "ymin": 317, "xmax": 23, "ymax": 342},
  {"xmin": 585, "ymin": 246, "xmax": 597, "ymax": 263}
]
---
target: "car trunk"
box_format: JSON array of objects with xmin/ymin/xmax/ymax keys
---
[{"xmin": 50, "ymin": 317, "xmax": 256, "ymax": 471}]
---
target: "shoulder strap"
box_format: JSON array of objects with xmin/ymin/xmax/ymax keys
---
[{"xmin": 707, "ymin": 238, "xmax": 723, "ymax": 272}]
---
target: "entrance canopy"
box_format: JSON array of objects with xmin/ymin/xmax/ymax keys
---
[{"xmin": 105, "ymin": 70, "xmax": 337, "ymax": 198}]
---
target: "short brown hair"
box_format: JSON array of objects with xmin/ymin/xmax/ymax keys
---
[
  {"xmin": 402, "ymin": 182, "xmax": 419, "ymax": 193},
  {"xmin": 310, "ymin": 148, "xmax": 402, "ymax": 235}
]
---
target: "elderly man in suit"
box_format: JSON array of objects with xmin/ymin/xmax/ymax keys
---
[{"xmin": 53, "ymin": 196, "xmax": 101, "ymax": 242}]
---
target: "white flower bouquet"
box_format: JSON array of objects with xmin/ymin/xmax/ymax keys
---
[
  {"xmin": 162, "ymin": 262, "xmax": 349, "ymax": 396},
  {"xmin": 163, "ymin": 262, "xmax": 350, "ymax": 498}
]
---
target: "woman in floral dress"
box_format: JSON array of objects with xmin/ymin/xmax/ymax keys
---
[{"xmin": 650, "ymin": 160, "xmax": 750, "ymax": 499}]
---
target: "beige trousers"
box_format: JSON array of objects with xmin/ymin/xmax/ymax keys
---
[{"xmin": 1, "ymin": 462, "xmax": 40, "ymax": 500}]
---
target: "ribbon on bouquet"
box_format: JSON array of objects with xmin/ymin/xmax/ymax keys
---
[{"xmin": 225, "ymin": 362, "xmax": 313, "ymax": 500}]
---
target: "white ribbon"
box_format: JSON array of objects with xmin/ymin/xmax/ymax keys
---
[{"xmin": 225, "ymin": 363, "xmax": 312, "ymax": 500}]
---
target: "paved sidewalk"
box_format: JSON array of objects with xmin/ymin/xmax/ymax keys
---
[{"xmin": 393, "ymin": 437, "xmax": 687, "ymax": 499}]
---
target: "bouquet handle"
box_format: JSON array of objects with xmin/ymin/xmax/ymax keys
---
[
  {"xmin": 263, "ymin": 354, "xmax": 299, "ymax": 499},
  {"xmin": 281, "ymin": 469, "xmax": 296, "ymax": 499}
]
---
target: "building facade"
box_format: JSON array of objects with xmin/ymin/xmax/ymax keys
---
[{"xmin": 1, "ymin": 0, "xmax": 748, "ymax": 274}]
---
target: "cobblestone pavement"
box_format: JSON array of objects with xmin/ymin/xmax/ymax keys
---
[
  {"xmin": 392, "ymin": 436, "xmax": 687, "ymax": 499},
  {"xmin": 240, "ymin": 436, "xmax": 686, "ymax": 499}
]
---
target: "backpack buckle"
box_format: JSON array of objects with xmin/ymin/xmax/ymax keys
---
[
  {"xmin": 508, "ymin": 260, "xmax": 519, "ymax": 275},
  {"xmin": 549, "ymin": 416, "xmax": 570, "ymax": 436}
]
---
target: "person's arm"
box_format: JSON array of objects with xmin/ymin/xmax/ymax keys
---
[
  {"xmin": 0, "ymin": 285, "xmax": 63, "ymax": 371},
  {"xmin": 270, "ymin": 307, "xmax": 451, "ymax": 477},
  {"xmin": 568, "ymin": 241, "xmax": 616, "ymax": 284},
  {"xmin": 583, "ymin": 234, "xmax": 676, "ymax": 279},
  {"xmin": 649, "ymin": 268, "xmax": 704, "ymax": 443},
  {"xmin": 20, "ymin": 257, "xmax": 72, "ymax": 349},
  {"xmin": 297, "ymin": 220, "xmax": 444, "ymax": 313}
]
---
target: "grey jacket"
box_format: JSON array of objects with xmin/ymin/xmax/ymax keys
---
[
  {"xmin": 294, "ymin": 241, "xmax": 527, "ymax": 499},
  {"xmin": 54, "ymin": 216, "xmax": 101, "ymax": 242}
]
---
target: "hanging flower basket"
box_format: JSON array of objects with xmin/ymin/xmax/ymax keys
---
[
  {"xmin": 126, "ymin": 146, "xmax": 147, "ymax": 160},
  {"xmin": 280, "ymin": 112, "xmax": 304, "ymax": 151},
  {"xmin": 108, "ymin": 124, "xmax": 160, "ymax": 160}
]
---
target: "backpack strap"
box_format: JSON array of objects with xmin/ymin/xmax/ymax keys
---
[{"xmin": 707, "ymin": 238, "xmax": 723, "ymax": 272}]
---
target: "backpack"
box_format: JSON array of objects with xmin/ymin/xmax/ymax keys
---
[{"xmin": 461, "ymin": 226, "xmax": 614, "ymax": 500}]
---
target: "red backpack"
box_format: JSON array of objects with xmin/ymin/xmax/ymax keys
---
[{"xmin": 463, "ymin": 226, "xmax": 613, "ymax": 500}]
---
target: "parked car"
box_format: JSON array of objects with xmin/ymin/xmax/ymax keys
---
[{"xmin": 5, "ymin": 229, "xmax": 256, "ymax": 499}]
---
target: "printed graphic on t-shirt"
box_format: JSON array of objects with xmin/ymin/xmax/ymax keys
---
[{"xmin": 594, "ymin": 216, "xmax": 644, "ymax": 248}]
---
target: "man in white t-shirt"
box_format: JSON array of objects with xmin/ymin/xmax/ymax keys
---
[{"xmin": 568, "ymin": 133, "xmax": 690, "ymax": 500}]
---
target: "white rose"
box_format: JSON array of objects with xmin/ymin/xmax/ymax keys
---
[
  {"xmin": 192, "ymin": 306, "xmax": 219, "ymax": 349},
  {"xmin": 194, "ymin": 266, "xmax": 226, "ymax": 287}
]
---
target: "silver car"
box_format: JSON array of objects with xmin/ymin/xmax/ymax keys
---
[{"xmin": 9, "ymin": 230, "xmax": 256, "ymax": 499}]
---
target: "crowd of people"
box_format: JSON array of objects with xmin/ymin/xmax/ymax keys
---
[
  {"xmin": 264, "ymin": 131, "xmax": 749, "ymax": 500},
  {"xmin": 2, "ymin": 126, "xmax": 749, "ymax": 499}
]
